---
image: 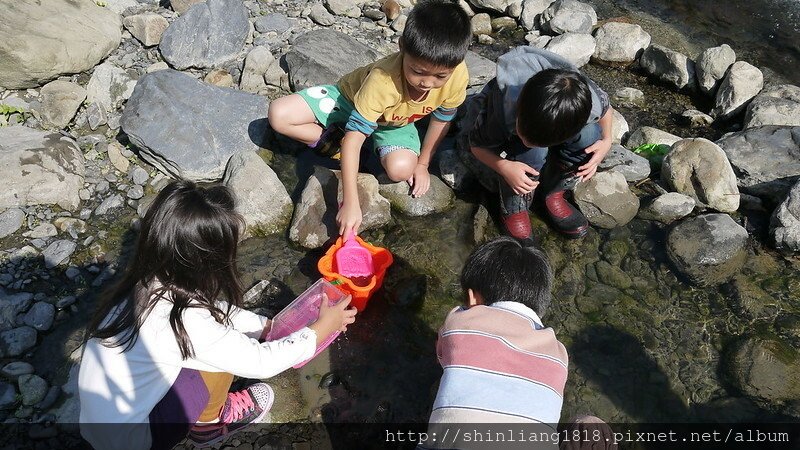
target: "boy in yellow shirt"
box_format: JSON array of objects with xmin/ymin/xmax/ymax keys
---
[{"xmin": 269, "ymin": 0, "xmax": 471, "ymax": 236}]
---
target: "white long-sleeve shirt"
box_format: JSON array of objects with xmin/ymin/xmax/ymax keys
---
[{"xmin": 78, "ymin": 294, "xmax": 316, "ymax": 450}]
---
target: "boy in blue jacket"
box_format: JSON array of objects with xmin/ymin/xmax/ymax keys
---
[{"xmin": 459, "ymin": 47, "xmax": 614, "ymax": 240}]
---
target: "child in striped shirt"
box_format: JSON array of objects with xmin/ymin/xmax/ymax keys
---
[{"xmin": 428, "ymin": 236, "xmax": 568, "ymax": 429}]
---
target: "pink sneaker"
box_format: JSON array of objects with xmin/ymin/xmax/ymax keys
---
[{"xmin": 187, "ymin": 383, "xmax": 274, "ymax": 447}]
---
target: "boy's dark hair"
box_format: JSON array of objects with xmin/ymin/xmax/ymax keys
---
[
  {"xmin": 517, "ymin": 69, "xmax": 592, "ymax": 147},
  {"xmin": 461, "ymin": 236, "xmax": 553, "ymax": 316},
  {"xmin": 402, "ymin": 0, "xmax": 471, "ymax": 68},
  {"xmin": 86, "ymin": 180, "xmax": 245, "ymax": 360}
]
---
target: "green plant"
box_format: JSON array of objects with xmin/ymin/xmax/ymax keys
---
[
  {"xmin": 0, "ymin": 104, "xmax": 27, "ymax": 127},
  {"xmin": 633, "ymin": 143, "xmax": 671, "ymax": 170},
  {"xmin": 94, "ymin": 0, "xmax": 107, "ymax": 7}
]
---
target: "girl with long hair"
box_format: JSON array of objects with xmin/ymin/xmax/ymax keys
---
[{"xmin": 78, "ymin": 180, "xmax": 356, "ymax": 449}]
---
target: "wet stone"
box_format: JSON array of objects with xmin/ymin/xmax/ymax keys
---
[
  {"xmin": 18, "ymin": 374, "xmax": 47, "ymax": 406},
  {"xmin": 95, "ymin": 194, "xmax": 124, "ymax": 216},
  {"xmin": 0, "ymin": 382, "xmax": 17, "ymax": 410},
  {"xmin": 35, "ymin": 385, "xmax": 60, "ymax": 411},
  {"xmin": 127, "ymin": 185, "xmax": 144, "ymax": 200},
  {"xmin": 42, "ymin": 240, "xmax": 76, "ymax": 269},
  {"xmin": 0, "ymin": 326, "xmax": 37, "ymax": 358},
  {"xmin": 22, "ymin": 302, "xmax": 55, "ymax": 332},
  {"xmin": 1, "ymin": 362, "xmax": 34, "ymax": 381}
]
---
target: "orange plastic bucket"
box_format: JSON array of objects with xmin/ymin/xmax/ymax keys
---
[{"xmin": 317, "ymin": 235, "xmax": 393, "ymax": 311}]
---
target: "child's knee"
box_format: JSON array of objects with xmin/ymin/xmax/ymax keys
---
[{"xmin": 383, "ymin": 154, "xmax": 416, "ymax": 181}]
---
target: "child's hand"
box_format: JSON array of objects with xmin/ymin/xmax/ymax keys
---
[
  {"xmin": 577, "ymin": 138, "xmax": 612, "ymax": 181},
  {"xmin": 336, "ymin": 201, "xmax": 362, "ymax": 236},
  {"xmin": 309, "ymin": 294, "xmax": 357, "ymax": 345},
  {"xmin": 408, "ymin": 163, "xmax": 431, "ymax": 198},
  {"xmin": 497, "ymin": 160, "xmax": 540, "ymax": 195}
]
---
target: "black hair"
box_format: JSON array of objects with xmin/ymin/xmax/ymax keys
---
[
  {"xmin": 460, "ymin": 236, "xmax": 553, "ymax": 316},
  {"xmin": 86, "ymin": 180, "xmax": 245, "ymax": 359},
  {"xmin": 401, "ymin": 0, "xmax": 471, "ymax": 68},
  {"xmin": 517, "ymin": 69, "xmax": 593, "ymax": 147}
]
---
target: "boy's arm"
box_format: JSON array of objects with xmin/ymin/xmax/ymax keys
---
[
  {"xmin": 337, "ymin": 130, "xmax": 368, "ymax": 236},
  {"xmin": 410, "ymin": 117, "xmax": 451, "ymax": 197},
  {"xmin": 471, "ymin": 145, "xmax": 539, "ymax": 195},
  {"xmin": 576, "ymin": 106, "xmax": 614, "ymax": 181}
]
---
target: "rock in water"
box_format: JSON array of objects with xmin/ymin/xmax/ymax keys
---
[
  {"xmin": 121, "ymin": 70, "xmax": 270, "ymax": 181},
  {"xmin": 0, "ymin": 127, "xmax": 85, "ymax": 211},
  {"xmin": 661, "ymin": 138, "xmax": 740, "ymax": 213},
  {"xmin": 43, "ymin": 240, "xmax": 77, "ymax": 269},
  {"xmin": 18, "ymin": 374, "xmax": 47, "ymax": 406},
  {"xmin": 285, "ymin": 29, "xmax": 382, "ymax": 91},
  {"xmin": 0, "ymin": 0, "xmax": 121, "ymax": 89},
  {"xmin": 667, "ymin": 213, "xmax": 748, "ymax": 286},
  {"xmin": 289, "ymin": 167, "xmax": 391, "ymax": 249},
  {"xmin": 222, "ymin": 152, "xmax": 293, "ymax": 238},
  {"xmin": 39, "ymin": 81, "xmax": 87, "ymax": 130},
  {"xmin": 771, "ymin": 180, "xmax": 800, "ymax": 253},
  {"xmin": 625, "ymin": 126, "xmax": 681, "ymax": 149},
  {"xmin": 574, "ymin": 171, "xmax": 639, "ymax": 228},
  {"xmin": 159, "ymin": 0, "xmax": 249, "ymax": 70},
  {"xmin": 637, "ymin": 192, "xmax": 695, "ymax": 224},
  {"xmin": 695, "ymin": 44, "xmax": 736, "ymax": 95},
  {"xmin": 716, "ymin": 125, "xmax": 800, "ymax": 202},
  {"xmin": 0, "ymin": 292, "xmax": 33, "ymax": 332},
  {"xmin": 592, "ymin": 22, "xmax": 651, "ymax": 64},
  {"xmin": 743, "ymin": 84, "xmax": 800, "ymax": 129},
  {"xmin": 712, "ymin": 61, "xmax": 763, "ymax": 120},
  {"xmin": 22, "ymin": 302, "xmax": 55, "ymax": 332},
  {"xmin": 727, "ymin": 335, "xmax": 800, "ymax": 414},
  {"xmin": 378, "ymin": 176, "xmax": 455, "ymax": 216},
  {"xmin": 598, "ymin": 144, "xmax": 650, "ymax": 182},
  {"xmin": 639, "ymin": 44, "xmax": 696, "ymax": 91},
  {"xmin": 0, "ymin": 327, "xmax": 37, "ymax": 358}
]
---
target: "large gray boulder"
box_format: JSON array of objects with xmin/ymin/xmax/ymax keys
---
[
  {"xmin": 592, "ymin": 22, "xmax": 651, "ymax": 64},
  {"xmin": 540, "ymin": 0, "xmax": 597, "ymax": 35},
  {"xmin": 0, "ymin": 0, "xmax": 121, "ymax": 89},
  {"xmin": 771, "ymin": 180, "xmax": 800, "ymax": 253},
  {"xmin": 574, "ymin": 171, "xmax": 639, "ymax": 228},
  {"xmin": 121, "ymin": 70, "xmax": 270, "ymax": 182},
  {"xmin": 695, "ymin": 44, "xmax": 736, "ymax": 95},
  {"xmin": 544, "ymin": 33, "xmax": 595, "ymax": 68},
  {"xmin": 286, "ymin": 30, "xmax": 382, "ymax": 91},
  {"xmin": 159, "ymin": 0, "xmax": 249, "ymax": 70},
  {"xmin": 0, "ymin": 127, "xmax": 85, "ymax": 211},
  {"xmin": 520, "ymin": 0, "xmax": 555, "ymax": 31},
  {"xmin": 39, "ymin": 81, "xmax": 87, "ymax": 129},
  {"xmin": 625, "ymin": 126, "xmax": 681, "ymax": 149},
  {"xmin": 667, "ymin": 213, "xmax": 748, "ymax": 286},
  {"xmin": 662, "ymin": 138, "xmax": 740, "ymax": 213},
  {"xmin": 598, "ymin": 144, "xmax": 651, "ymax": 182},
  {"xmin": 716, "ymin": 125, "xmax": 800, "ymax": 201},
  {"xmin": 727, "ymin": 335, "xmax": 800, "ymax": 414},
  {"xmin": 743, "ymin": 84, "xmax": 800, "ymax": 129},
  {"xmin": 289, "ymin": 167, "xmax": 391, "ymax": 249},
  {"xmin": 637, "ymin": 192, "xmax": 695, "ymax": 224},
  {"xmin": 712, "ymin": 61, "xmax": 764, "ymax": 120},
  {"xmin": 639, "ymin": 44, "xmax": 696, "ymax": 91},
  {"xmin": 222, "ymin": 152, "xmax": 293, "ymax": 238},
  {"xmin": 378, "ymin": 176, "xmax": 455, "ymax": 217}
]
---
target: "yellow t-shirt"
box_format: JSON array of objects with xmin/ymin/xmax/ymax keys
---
[{"xmin": 338, "ymin": 52, "xmax": 469, "ymax": 128}]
